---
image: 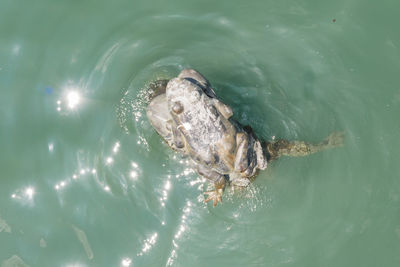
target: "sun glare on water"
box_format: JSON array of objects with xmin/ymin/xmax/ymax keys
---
[{"xmin": 66, "ymin": 90, "xmax": 81, "ymax": 109}]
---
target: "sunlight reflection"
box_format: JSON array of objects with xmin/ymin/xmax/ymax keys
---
[
  {"xmin": 167, "ymin": 250, "xmax": 177, "ymax": 266},
  {"xmin": 131, "ymin": 162, "xmax": 138, "ymax": 168},
  {"xmin": 113, "ymin": 141, "xmax": 120, "ymax": 154},
  {"xmin": 55, "ymin": 85, "xmax": 85, "ymax": 113},
  {"xmin": 25, "ymin": 187, "xmax": 35, "ymax": 199},
  {"xmin": 137, "ymin": 232, "xmax": 158, "ymax": 256},
  {"xmin": 54, "ymin": 165, "xmax": 100, "ymax": 193},
  {"xmin": 160, "ymin": 177, "xmax": 172, "ymax": 207},
  {"xmin": 183, "ymin": 167, "xmax": 194, "ymax": 176},
  {"xmin": 130, "ymin": 171, "xmax": 138, "ymax": 180},
  {"xmin": 106, "ymin": 157, "xmax": 114, "ymax": 165},
  {"xmin": 55, "ymin": 84, "xmax": 85, "ymax": 113},
  {"xmin": 66, "ymin": 90, "xmax": 81, "ymax": 109},
  {"xmin": 189, "ymin": 177, "xmax": 204, "ymax": 186},
  {"xmin": 159, "ymin": 165, "xmax": 196, "ymax": 208},
  {"xmin": 129, "ymin": 161, "xmax": 140, "ymax": 181},
  {"xmin": 55, "ymin": 180, "xmax": 67, "ymax": 190},
  {"xmin": 120, "ymin": 258, "xmax": 132, "ymax": 267},
  {"xmin": 11, "ymin": 186, "xmax": 36, "ymax": 205},
  {"xmin": 166, "ymin": 200, "xmax": 192, "ymax": 265},
  {"xmin": 48, "ymin": 143, "xmax": 54, "ymax": 152},
  {"xmin": 164, "ymin": 181, "xmax": 171, "ymax": 190},
  {"xmin": 56, "ymin": 99, "xmax": 62, "ymax": 112}
]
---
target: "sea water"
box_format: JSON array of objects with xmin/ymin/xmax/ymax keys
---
[{"xmin": 1, "ymin": 0, "xmax": 399, "ymax": 266}]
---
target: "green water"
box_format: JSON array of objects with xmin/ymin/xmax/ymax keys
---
[{"xmin": 1, "ymin": 0, "xmax": 400, "ymax": 266}]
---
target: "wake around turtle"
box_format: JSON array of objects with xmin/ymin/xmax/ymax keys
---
[{"xmin": 146, "ymin": 69, "xmax": 343, "ymax": 206}]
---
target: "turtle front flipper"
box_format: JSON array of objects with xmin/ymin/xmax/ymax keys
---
[
  {"xmin": 204, "ymin": 175, "xmax": 226, "ymax": 207},
  {"xmin": 204, "ymin": 187, "xmax": 224, "ymax": 207},
  {"xmin": 196, "ymin": 164, "xmax": 226, "ymax": 207}
]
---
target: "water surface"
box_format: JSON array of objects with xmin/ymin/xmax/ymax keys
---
[{"xmin": 1, "ymin": 0, "xmax": 400, "ymax": 266}]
